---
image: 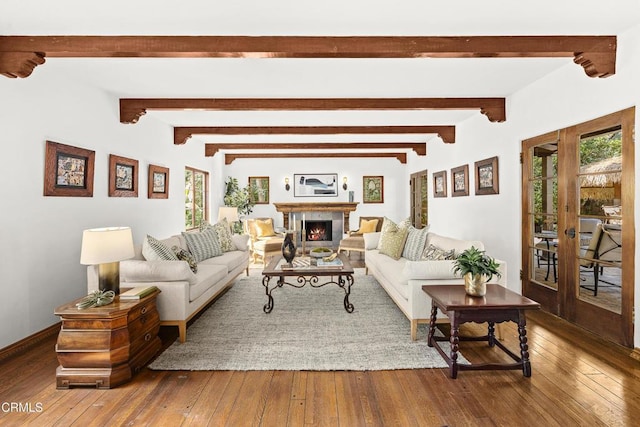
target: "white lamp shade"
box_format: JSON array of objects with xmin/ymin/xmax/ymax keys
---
[
  {"xmin": 218, "ymin": 206, "xmax": 239, "ymax": 222},
  {"xmin": 80, "ymin": 227, "xmax": 135, "ymax": 265}
]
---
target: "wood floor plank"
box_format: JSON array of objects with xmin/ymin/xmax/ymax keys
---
[{"xmin": 2, "ymin": 310, "xmax": 640, "ymax": 426}]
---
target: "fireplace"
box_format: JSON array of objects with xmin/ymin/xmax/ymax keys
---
[{"xmin": 305, "ymin": 220, "xmax": 332, "ymax": 242}]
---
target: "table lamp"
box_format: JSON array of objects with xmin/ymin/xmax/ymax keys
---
[{"xmin": 80, "ymin": 227, "xmax": 134, "ymax": 295}]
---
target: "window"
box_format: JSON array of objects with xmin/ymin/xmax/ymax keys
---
[{"xmin": 185, "ymin": 167, "xmax": 209, "ymax": 230}]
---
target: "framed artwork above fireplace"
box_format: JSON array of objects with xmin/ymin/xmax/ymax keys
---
[{"xmin": 294, "ymin": 173, "xmax": 338, "ymax": 197}]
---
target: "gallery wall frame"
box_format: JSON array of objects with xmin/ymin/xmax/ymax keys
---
[
  {"xmin": 433, "ymin": 170, "xmax": 447, "ymax": 198},
  {"xmin": 475, "ymin": 156, "xmax": 500, "ymax": 195},
  {"xmin": 44, "ymin": 140, "xmax": 95, "ymax": 197},
  {"xmin": 248, "ymin": 176, "xmax": 270, "ymax": 204},
  {"xmin": 363, "ymin": 176, "xmax": 384, "ymax": 203},
  {"xmin": 148, "ymin": 164, "xmax": 169, "ymax": 199},
  {"xmin": 109, "ymin": 154, "xmax": 138, "ymax": 197},
  {"xmin": 451, "ymin": 164, "xmax": 469, "ymax": 197},
  {"xmin": 293, "ymin": 173, "xmax": 338, "ymax": 197}
]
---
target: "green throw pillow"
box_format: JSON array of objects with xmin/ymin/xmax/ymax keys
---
[
  {"xmin": 172, "ymin": 246, "xmax": 198, "ymax": 273},
  {"xmin": 142, "ymin": 235, "xmax": 179, "ymax": 261},
  {"xmin": 378, "ymin": 217, "xmax": 410, "ymax": 260},
  {"xmin": 212, "ymin": 218, "xmax": 236, "ymax": 253},
  {"xmin": 182, "ymin": 228, "xmax": 223, "ymax": 262}
]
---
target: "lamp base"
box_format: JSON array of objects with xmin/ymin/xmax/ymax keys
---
[{"xmin": 98, "ymin": 262, "xmax": 121, "ymax": 295}]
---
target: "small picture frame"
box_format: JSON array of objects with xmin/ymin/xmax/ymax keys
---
[
  {"xmin": 249, "ymin": 176, "xmax": 270, "ymax": 204},
  {"xmin": 451, "ymin": 164, "xmax": 469, "ymax": 197},
  {"xmin": 475, "ymin": 156, "xmax": 499, "ymax": 195},
  {"xmin": 148, "ymin": 164, "xmax": 169, "ymax": 199},
  {"xmin": 363, "ymin": 176, "xmax": 384, "ymax": 203},
  {"xmin": 109, "ymin": 154, "xmax": 138, "ymax": 197},
  {"xmin": 44, "ymin": 140, "xmax": 95, "ymax": 197},
  {"xmin": 433, "ymin": 171, "xmax": 447, "ymax": 198}
]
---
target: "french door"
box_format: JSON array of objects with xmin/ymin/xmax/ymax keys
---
[{"xmin": 522, "ymin": 108, "xmax": 635, "ymax": 347}]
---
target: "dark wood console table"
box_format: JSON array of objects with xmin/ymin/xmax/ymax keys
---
[
  {"xmin": 54, "ymin": 289, "xmax": 161, "ymax": 389},
  {"xmin": 422, "ymin": 284, "xmax": 540, "ymax": 379}
]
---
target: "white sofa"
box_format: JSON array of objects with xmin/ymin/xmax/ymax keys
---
[
  {"xmin": 364, "ymin": 230, "xmax": 507, "ymax": 340},
  {"xmin": 88, "ymin": 232, "xmax": 250, "ymax": 343}
]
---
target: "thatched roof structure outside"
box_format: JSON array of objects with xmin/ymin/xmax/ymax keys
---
[{"xmin": 579, "ymin": 155, "xmax": 622, "ymax": 188}]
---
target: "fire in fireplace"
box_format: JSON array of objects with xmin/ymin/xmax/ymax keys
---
[{"xmin": 305, "ymin": 220, "xmax": 333, "ymax": 241}]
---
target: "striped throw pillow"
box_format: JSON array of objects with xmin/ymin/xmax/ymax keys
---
[
  {"xmin": 182, "ymin": 229, "xmax": 223, "ymax": 262},
  {"xmin": 142, "ymin": 235, "xmax": 179, "ymax": 261},
  {"xmin": 402, "ymin": 225, "xmax": 430, "ymax": 261}
]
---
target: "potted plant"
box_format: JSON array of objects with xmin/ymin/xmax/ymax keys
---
[
  {"xmin": 452, "ymin": 246, "xmax": 502, "ymax": 297},
  {"xmin": 223, "ymin": 177, "xmax": 259, "ymax": 233}
]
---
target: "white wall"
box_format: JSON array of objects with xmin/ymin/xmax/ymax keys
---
[
  {"xmin": 223, "ymin": 156, "xmax": 407, "ymax": 230},
  {"xmin": 410, "ymin": 24, "xmax": 640, "ymax": 343},
  {"xmin": 0, "ymin": 72, "xmax": 214, "ymax": 348}
]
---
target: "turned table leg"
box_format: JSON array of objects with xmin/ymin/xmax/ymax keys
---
[{"xmin": 518, "ymin": 311, "xmax": 532, "ymax": 377}]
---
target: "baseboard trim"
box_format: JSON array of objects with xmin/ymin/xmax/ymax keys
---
[
  {"xmin": 0, "ymin": 322, "xmax": 61, "ymax": 363},
  {"xmin": 630, "ymin": 348, "xmax": 640, "ymax": 362}
]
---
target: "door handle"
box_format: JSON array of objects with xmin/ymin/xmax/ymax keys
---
[{"xmin": 565, "ymin": 228, "xmax": 576, "ymax": 239}]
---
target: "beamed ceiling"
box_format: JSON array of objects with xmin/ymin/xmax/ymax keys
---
[{"xmin": 2, "ymin": 1, "xmax": 638, "ymax": 160}]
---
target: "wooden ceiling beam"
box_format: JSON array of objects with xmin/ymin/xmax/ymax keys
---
[
  {"xmin": 0, "ymin": 35, "xmax": 616, "ymax": 79},
  {"xmin": 205, "ymin": 142, "xmax": 426, "ymax": 156},
  {"xmin": 224, "ymin": 152, "xmax": 407, "ymax": 165},
  {"xmin": 119, "ymin": 97, "xmax": 506, "ymax": 124},
  {"xmin": 178, "ymin": 125, "xmax": 454, "ymax": 145}
]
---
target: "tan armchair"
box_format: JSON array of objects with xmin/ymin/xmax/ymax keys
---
[
  {"xmin": 338, "ymin": 216, "xmax": 384, "ymax": 256},
  {"xmin": 244, "ymin": 218, "xmax": 284, "ymax": 265}
]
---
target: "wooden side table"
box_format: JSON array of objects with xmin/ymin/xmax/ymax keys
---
[
  {"xmin": 54, "ymin": 289, "xmax": 161, "ymax": 389},
  {"xmin": 422, "ymin": 284, "xmax": 540, "ymax": 379}
]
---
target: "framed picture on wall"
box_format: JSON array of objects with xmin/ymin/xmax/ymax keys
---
[
  {"xmin": 248, "ymin": 176, "xmax": 270, "ymax": 204},
  {"xmin": 433, "ymin": 170, "xmax": 447, "ymax": 198},
  {"xmin": 293, "ymin": 173, "xmax": 338, "ymax": 197},
  {"xmin": 363, "ymin": 176, "xmax": 384, "ymax": 203},
  {"xmin": 148, "ymin": 164, "xmax": 169, "ymax": 199},
  {"xmin": 451, "ymin": 164, "xmax": 469, "ymax": 197},
  {"xmin": 44, "ymin": 140, "xmax": 95, "ymax": 197},
  {"xmin": 475, "ymin": 156, "xmax": 499, "ymax": 195},
  {"xmin": 109, "ymin": 154, "xmax": 138, "ymax": 197}
]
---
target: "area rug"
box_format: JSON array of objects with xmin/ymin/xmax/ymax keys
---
[{"xmin": 149, "ymin": 269, "xmax": 462, "ymax": 371}]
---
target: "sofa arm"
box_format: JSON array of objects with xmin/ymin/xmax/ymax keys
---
[
  {"xmin": 121, "ymin": 260, "xmax": 197, "ymax": 285},
  {"xmin": 232, "ymin": 234, "xmax": 250, "ymax": 251}
]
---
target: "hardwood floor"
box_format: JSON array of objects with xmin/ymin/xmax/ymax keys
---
[{"xmin": 1, "ymin": 310, "xmax": 639, "ymax": 426}]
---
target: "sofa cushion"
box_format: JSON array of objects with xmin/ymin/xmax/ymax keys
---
[
  {"xmin": 231, "ymin": 234, "xmax": 250, "ymax": 251},
  {"xmin": 402, "ymin": 226, "xmax": 430, "ymax": 261},
  {"xmin": 189, "ymin": 264, "xmax": 229, "ymax": 302},
  {"xmin": 200, "ymin": 250, "xmax": 250, "ymax": 272},
  {"xmin": 427, "ymin": 232, "xmax": 484, "ymax": 255},
  {"xmin": 142, "ymin": 235, "xmax": 179, "ymax": 261},
  {"xmin": 172, "ymin": 246, "xmax": 198, "ymax": 273},
  {"xmin": 378, "ymin": 217, "xmax": 410, "ymax": 260},
  {"xmin": 182, "ymin": 229, "xmax": 223, "ymax": 262},
  {"xmin": 403, "ymin": 260, "xmax": 459, "ymax": 280},
  {"xmin": 366, "ymin": 250, "xmax": 409, "ymax": 300},
  {"xmin": 421, "ymin": 244, "xmax": 456, "ymax": 261},
  {"xmin": 363, "ymin": 232, "xmax": 381, "ymax": 250},
  {"xmin": 121, "ymin": 260, "xmax": 197, "ymax": 284}
]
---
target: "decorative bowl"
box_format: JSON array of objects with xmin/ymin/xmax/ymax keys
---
[{"xmin": 309, "ymin": 247, "xmax": 332, "ymax": 258}]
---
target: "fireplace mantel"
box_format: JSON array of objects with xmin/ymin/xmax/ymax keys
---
[{"xmin": 274, "ymin": 202, "xmax": 359, "ymax": 232}]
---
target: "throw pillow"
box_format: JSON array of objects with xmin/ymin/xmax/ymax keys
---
[
  {"xmin": 142, "ymin": 235, "xmax": 179, "ymax": 261},
  {"xmin": 172, "ymin": 245, "xmax": 198, "ymax": 273},
  {"xmin": 182, "ymin": 229, "xmax": 223, "ymax": 262},
  {"xmin": 421, "ymin": 244, "xmax": 456, "ymax": 261},
  {"xmin": 378, "ymin": 218, "xmax": 410, "ymax": 260},
  {"xmin": 255, "ymin": 218, "xmax": 276, "ymax": 237},
  {"xmin": 211, "ymin": 218, "xmax": 236, "ymax": 252},
  {"xmin": 402, "ymin": 225, "xmax": 430, "ymax": 261},
  {"xmin": 358, "ymin": 218, "xmax": 379, "ymax": 234}
]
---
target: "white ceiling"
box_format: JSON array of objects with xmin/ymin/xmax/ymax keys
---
[{"xmin": 3, "ymin": 1, "xmax": 640, "ymax": 147}]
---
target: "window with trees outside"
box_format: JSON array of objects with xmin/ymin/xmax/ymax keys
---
[{"xmin": 185, "ymin": 167, "xmax": 209, "ymax": 230}]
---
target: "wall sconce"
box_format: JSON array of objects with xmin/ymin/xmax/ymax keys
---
[
  {"xmin": 342, "ymin": 177, "xmax": 348, "ymax": 190},
  {"xmin": 80, "ymin": 227, "xmax": 134, "ymax": 295},
  {"xmin": 285, "ymin": 177, "xmax": 290, "ymax": 191}
]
